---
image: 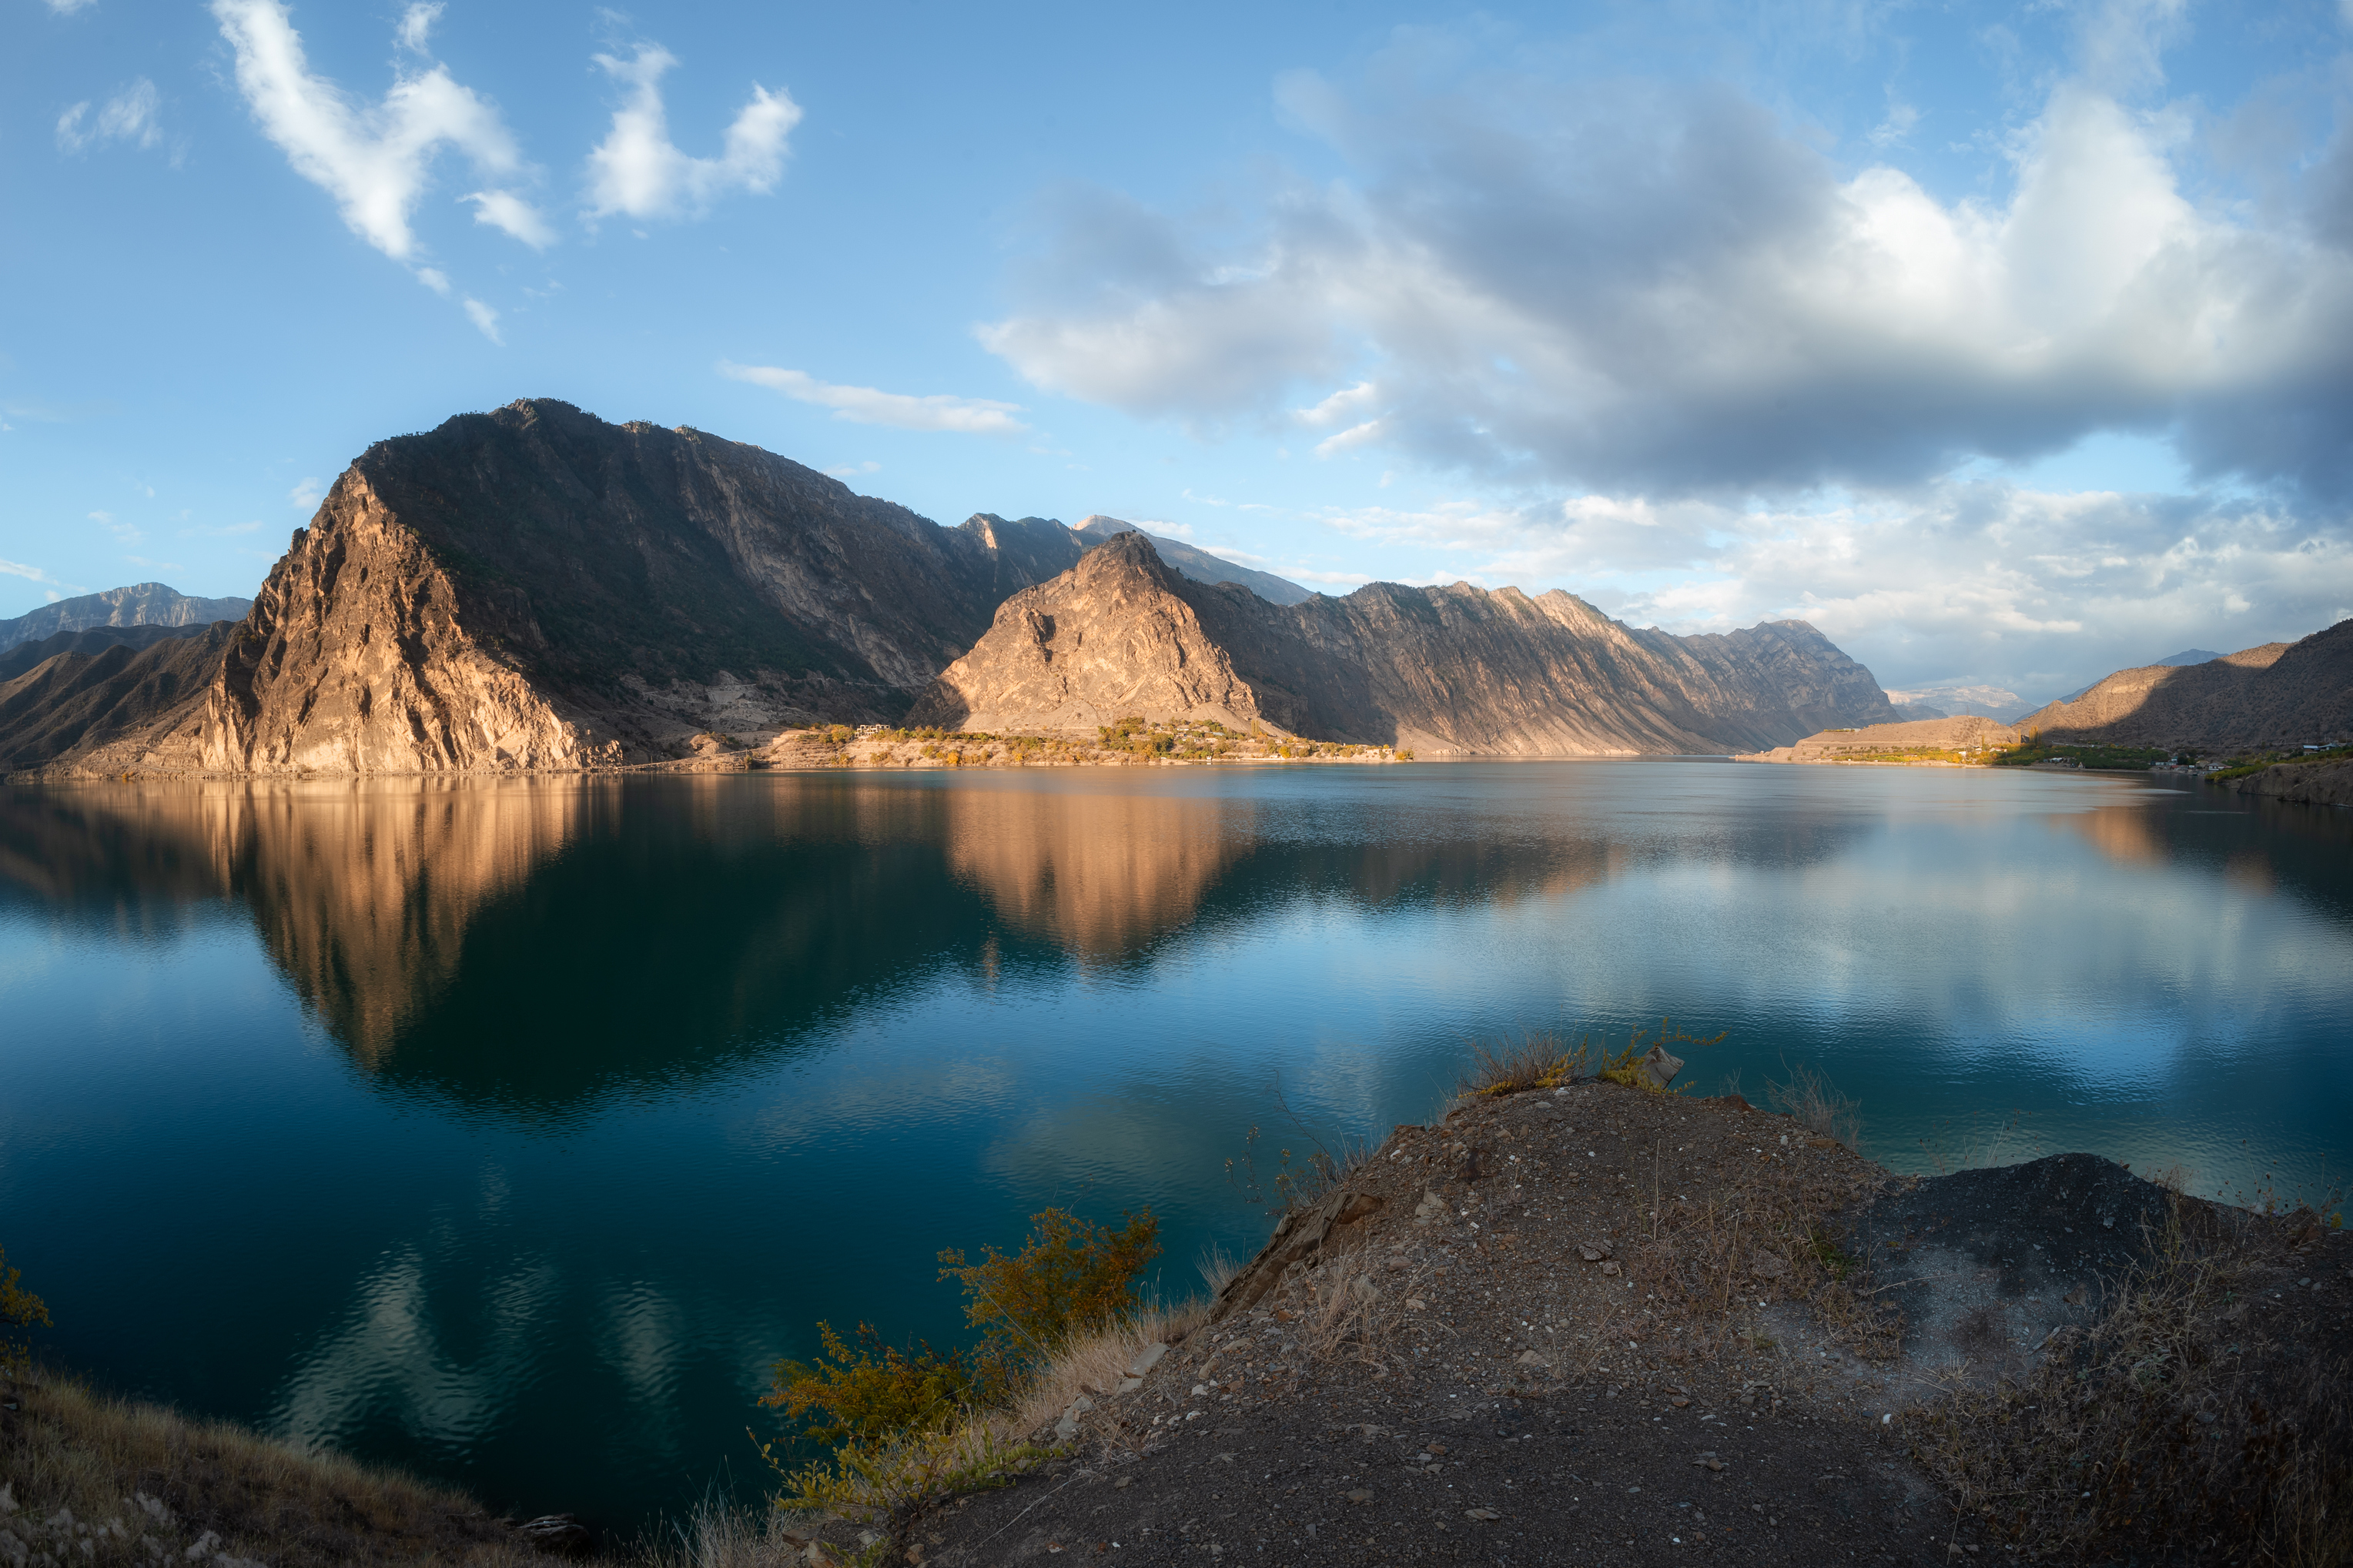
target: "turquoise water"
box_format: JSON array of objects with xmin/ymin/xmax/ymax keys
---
[{"xmin": 2, "ymin": 763, "xmax": 2348, "ymax": 1531}]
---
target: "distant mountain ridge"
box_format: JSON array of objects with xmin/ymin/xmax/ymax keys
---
[
  {"xmin": 1073, "ymin": 517, "xmax": 1315, "ymax": 605},
  {"xmin": 0, "ymin": 583, "xmax": 252, "ymax": 653},
  {"xmin": 909, "ymin": 532, "xmax": 1899, "ymax": 754}
]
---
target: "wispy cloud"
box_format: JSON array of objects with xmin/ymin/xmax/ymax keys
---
[
  {"xmin": 43, "ymin": 0, "xmax": 97, "ymax": 14},
  {"xmin": 461, "ymin": 297, "xmax": 502, "ymax": 343},
  {"xmin": 0, "ymin": 558, "xmax": 79, "ymax": 591},
  {"xmin": 824, "ymin": 460, "xmax": 882, "ymax": 479},
  {"xmin": 88, "ymin": 509, "xmax": 142, "ymax": 545},
  {"xmin": 720, "ymin": 362, "xmax": 1028, "ymax": 435},
  {"xmin": 289, "ymin": 477, "xmax": 322, "ymax": 507},
  {"xmin": 212, "ymin": 0, "xmax": 550, "ymax": 276},
  {"xmin": 585, "ymin": 45, "xmax": 799, "ymax": 222},
  {"xmin": 464, "ymin": 188, "xmax": 556, "ymax": 248},
  {"xmin": 56, "ymin": 78, "xmax": 163, "ymax": 153}
]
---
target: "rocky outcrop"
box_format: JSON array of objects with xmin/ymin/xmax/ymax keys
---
[
  {"xmin": 0, "ymin": 583, "xmax": 253, "ymax": 654},
  {"xmin": 2015, "ymin": 620, "xmax": 2353, "ymax": 751},
  {"xmin": 1738, "ymin": 714, "xmax": 2021, "ymax": 764},
  {"xmin": 912, "ymin": 533, "xmax": 1899, "ymax": 754},
  {"xmin": 2227, "ymin": 757, "xmax": 2353, "ymax": 806}
]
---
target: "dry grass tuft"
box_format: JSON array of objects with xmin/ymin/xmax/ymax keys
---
[
  {"xmin": 1910, "ymin": 1200, "xmax": 2352, "ymax": 1566},
  {"xmin": 0, "ymin": 1363, "xmax": 549, "ymax": 1567},
  {"xmin": 1458, "ymin": 1031, "xmax": 1587, "ymax": 1098},
  {"xmin": 1765, "ymin": 1061, "xmax": 1863, "ymax": 1150}
]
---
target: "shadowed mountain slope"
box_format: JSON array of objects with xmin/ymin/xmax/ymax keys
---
[
  {"xmin": 910, "ymin": 532, "xmax": 1898, "ymax": 754},
  {"xmin": 0, "ymin": 625, "xmax": 236, "ymax": 774},
  {"xmin": 2017, "ymin": 619, "xmax": 2353, "ymax": 750}
]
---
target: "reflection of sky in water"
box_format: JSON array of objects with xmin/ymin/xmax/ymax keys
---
[{"xmin": 2, "ymin": 766, "xmax": 2347, "ymax": 1533}]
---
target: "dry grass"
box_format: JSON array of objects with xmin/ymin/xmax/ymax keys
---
[
  {"xmin": 1010, "ymin": 1299, "xmax": 1206, "ymax": 1437},
  {"xmin": 1909, "ymin": 1199, "xmax": 2352, "ymax": 1566},
  {"xmin": 1458, "ymin": 1031, "xmax": 1587, "ymax": 1098},
  {"xmin": 0, "ymin": 1363, "xmax": 551, "ymax": 1567},
  {"xmin": 1765, "ymin": 1061, "xmax": 1863, "ymax": 1149}
]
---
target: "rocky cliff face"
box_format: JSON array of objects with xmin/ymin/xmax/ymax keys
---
[
  {"xmin": 913, "ymin": 533, "xmax": 1898, "ymax": 754},
  {"xmin": 2017, "ymin": 620, "xmax": 2352, "ymax": 749}
]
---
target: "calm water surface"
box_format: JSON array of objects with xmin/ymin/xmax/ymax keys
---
[{"xmin": 2, "ymin": 763, "xmax": 2348, "ymax": 1530}]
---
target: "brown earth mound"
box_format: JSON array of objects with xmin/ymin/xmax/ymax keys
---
[{"xmin": 912, "ymin": 1084, "xmax": 2349, "ymax": 1567}]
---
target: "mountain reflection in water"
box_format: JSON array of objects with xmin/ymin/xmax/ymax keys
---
[{"xmin": 2, "ymin": 764, "xmax": 2347, "ymax": 1535}]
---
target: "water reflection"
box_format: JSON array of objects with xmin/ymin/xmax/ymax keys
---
[{"xmin": 4, "ymin": 766, "xmax": 2350, "ymax": 1535}]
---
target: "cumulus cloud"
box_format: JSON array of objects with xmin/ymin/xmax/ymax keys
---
[
  {"xmin": 585, "ymin": 45, "xmax": 800, "ymax": 222},
  {"xmin": 719, "ymin": 362, "xmax": 1029, "ymax": 434},
  {"xmin": 213, "ymin": 0, "xmax": 549, "ymax": 265},
  {"xmin": 56, "ymin": 78, "xmax": 162, "ymax": 153},
  {"xmin": 981, "ymin": 41, "xmax": 2353, "ymax": 502}
]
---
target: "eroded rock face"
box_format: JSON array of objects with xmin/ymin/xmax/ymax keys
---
[
  {"xmin": 910, "ymin": 533, "xmax": 1274, "ymax": 734},
  {"xmin": 914, "ymin": 533, "xmax": 1899, "ymax": 754},
  {"xmin": 200, "ymin": 474, "xmax": 606, "ymax": 774}
]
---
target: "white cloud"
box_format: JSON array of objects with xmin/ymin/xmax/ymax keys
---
[
  {"xmin": 395, "ymin": 2, "xmax": 441, "ymax": 53},
  {"xmin": 213, "ymin": 0, "xmax": 539, "ymax": 263},
  {"xmin": 719, "ymin": 362, "xmax": 1029, "ymax": 435},
  {"xmin": 89, "ymin": 510, "xmax": 142, "ymax": 545},
  {"xmin": 44, "ymin": 0, "xmax": 96, "ymax": 13},
  {"xmin": 982, "ymin": 41, "xmax": 2353, "ymax": 503},
  {"xmin": 462, "ymin": 297, "xmax": 503, "ymax": 344},
  {"xmin": 585, "ymin": 45, "xmax": 800, "ymax": 222},
  {"xmin": 464, "ymin": 188, "xmax": 556, "ymax": 248},
  {"xmin": 56, "ymin": 79, "xmax": 162, "ymax": 153},
  {"xmin": 1866, "ymin": 97, "xmax": 1920, "ymax": 149},
  {"xmin": 290, "ymin": 477, "xmax": 322, "ymax": 507},
  {"xmin": 0, "ymin": 558, "xmax": 75, "ymax": 589},
  {"xmin": 414, "ymin": 266, "xmax": 451, "ymax": 296},
  {"xmin": 824, "ymin": 460, "xmax": 882, "ymax": 478}
]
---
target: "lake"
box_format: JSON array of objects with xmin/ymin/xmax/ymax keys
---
[{"xmin": 2, "ymin": 761, "xmax": 2348, "ymax": 1533}]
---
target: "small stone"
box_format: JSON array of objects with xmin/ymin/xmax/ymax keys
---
[
  {"xmin": 1113, "ymin": 1376, "xmax": 1143, "ymax": 1394},
  {"xmin": 1386, "ymin": 1255, "xmax": 1411, "ymax": 1272},
  {"xmin": 1669, "ymin": 1396, "xmax": 1690, "ymax": 1407},
  {"xmin": 514, "ymin": 1516, "xmax": 592, "ymax": 1560},
  {"xmin": 1578, "ymin": 1242, "xmax": 1614, "ymax": 1262},
  {"xmin": 1113, "ymin": 1476, "xmax": 1133, "ymax": 1489},
  {"xmin": 1749, "ymin": 1252, "xmax": 1790, "ymax": 1281},
  {"xmin": 1405, "ymin": 1297, "xmax": 1427, "ymax": 1310},
  {"xmin": 1639, "ymin": 1045, "xmax": 1684, "ymax": 1089},
  {"xmin": 1128, "ymin": 1342, "xmax": 1169, "ymax": 1376},
  {"xmin": 1347, "ymin": 1489, "xmax": 1374, "ymax": 1505},
  {"xmin": 1465, "ymin": 1508, "xmax": 1502, "ymax": 1521},
  {"xmin": 1601, "ymin": 1261, "xmax": 1622, "ymax": 1277},
  {"xmin": 1516, "ymin": 1349, "xmax": 1551, "ymax": 1368}
]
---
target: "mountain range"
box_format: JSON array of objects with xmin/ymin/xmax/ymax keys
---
[
  {"xmin": 0, "ymin": 398, "xmax": 1908, "ymax": 775},
  {"xmin": 0, "ymin": 583, "xmax": 252, "ymax": 654}
]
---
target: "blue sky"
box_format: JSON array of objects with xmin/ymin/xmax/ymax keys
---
[{"xmin": 4, "ymin": 0, "xmax": 2350, "ymax": 701}]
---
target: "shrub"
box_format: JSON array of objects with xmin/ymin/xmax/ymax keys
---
[
  {"xmin": 939, "ymin": 1208, "xmax": 1160, "ymax": 1392},
  {"xmin": 762, "ymin": 1322, "xmax": 972, "ymax": 1446},
  {"xmin": 1, "ymin": 1243, "xmax": 49, "ymax": 1372}
]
